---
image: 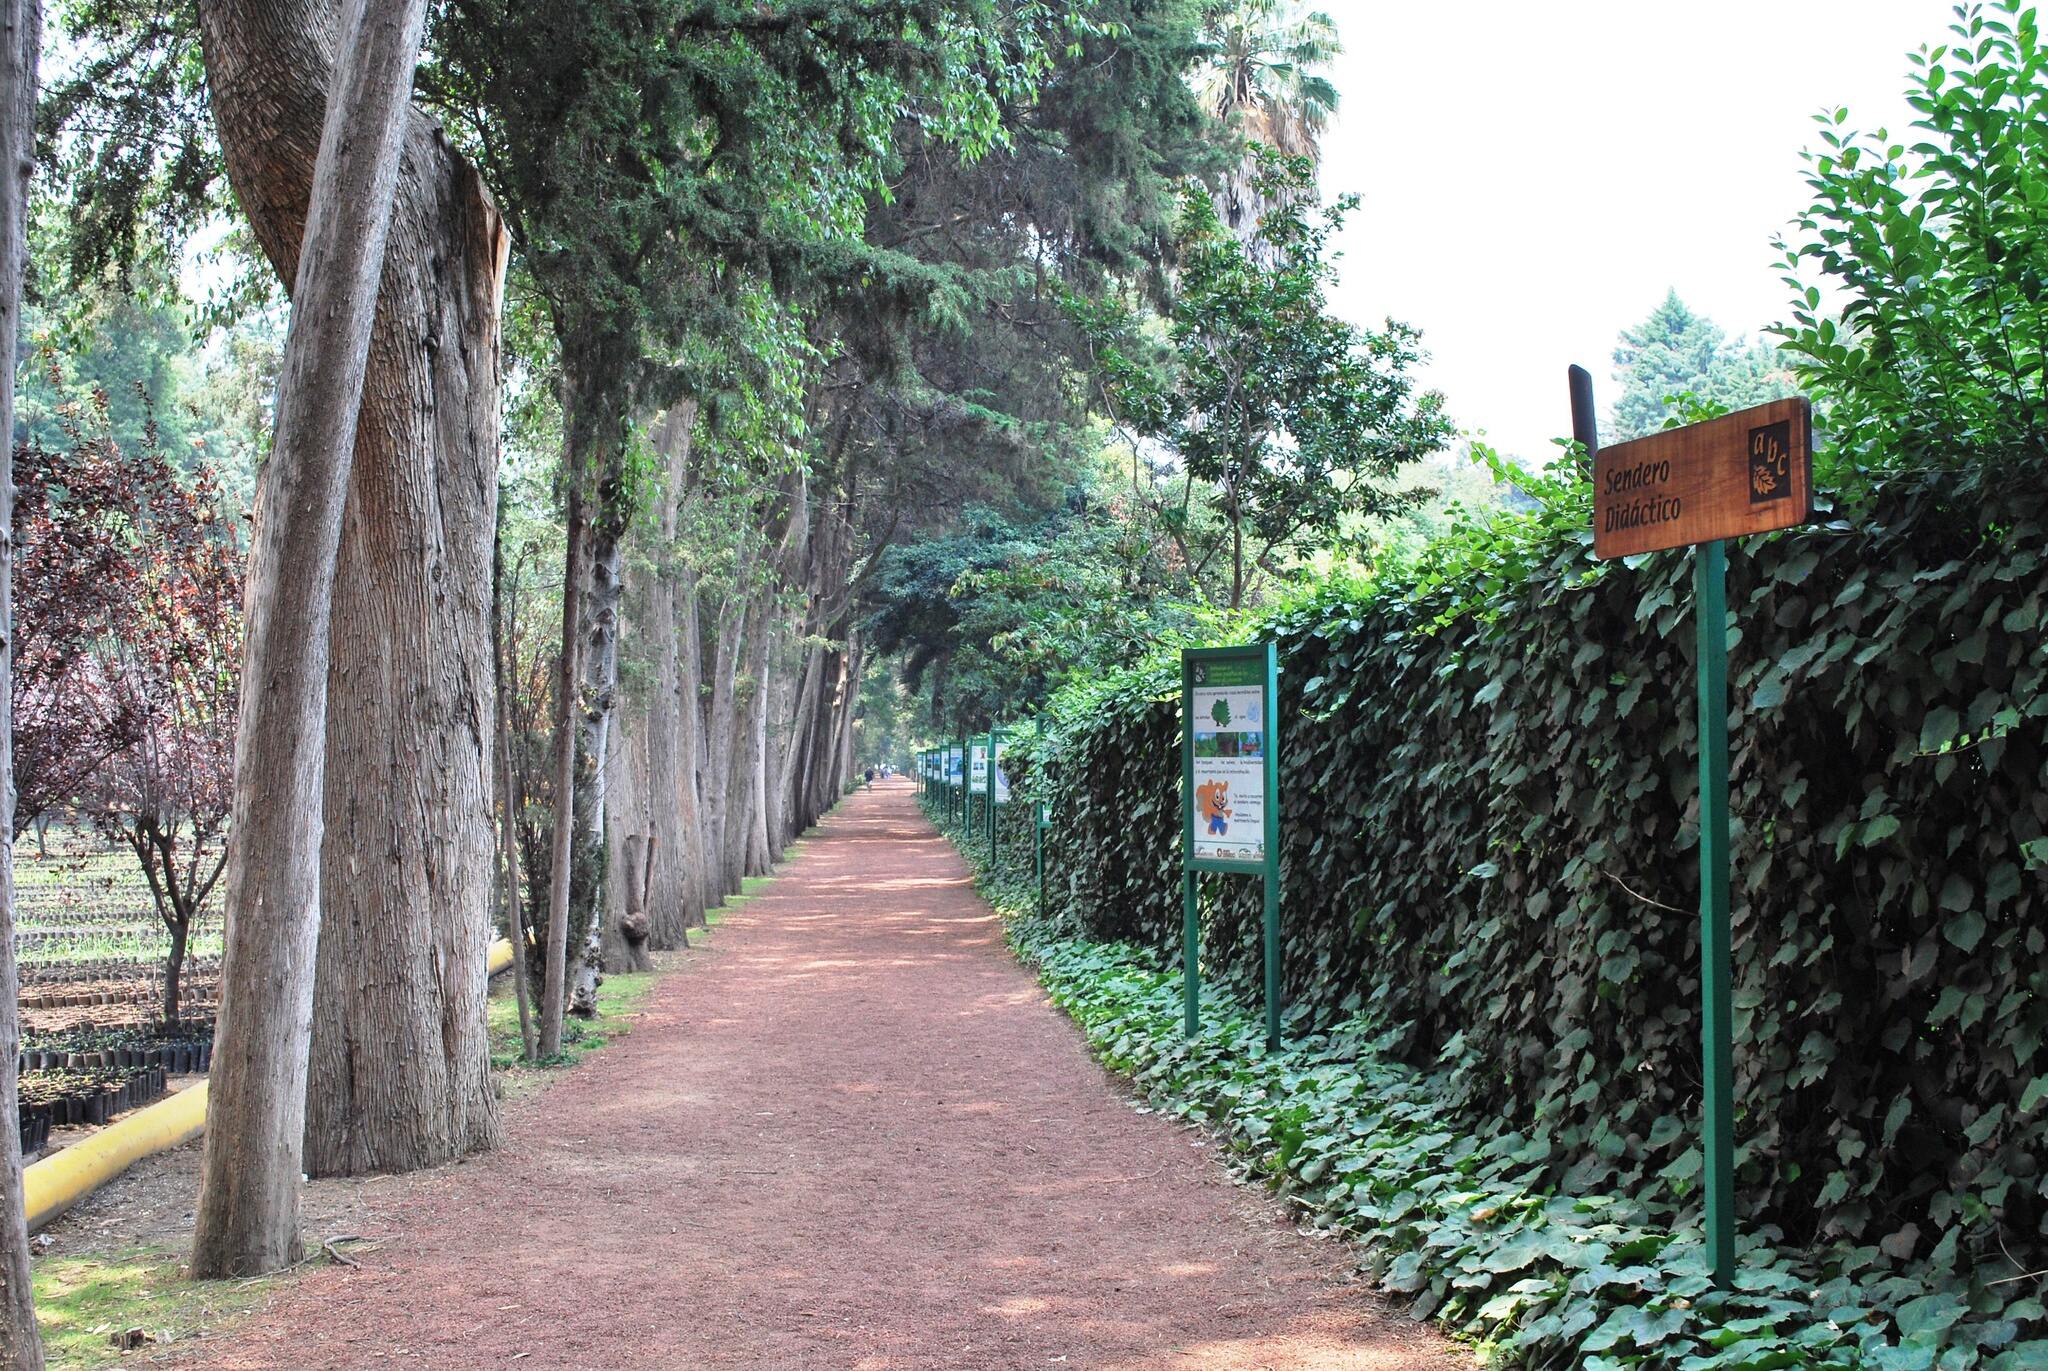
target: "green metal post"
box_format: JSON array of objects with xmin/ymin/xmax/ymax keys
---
[
  {"xmin": 1035, "ymin": 801, "xmax": 1047, "ymax": 915},
  {"xmin": 1182, "ymin": 870, "xmax": 1199, "ymax": 1035},
  {"xmin": 1261, "ymin": 879, "xmax": 1281, "ymax": 1051},
  {"xmin": 1262, "ymin": 640, "xmax": 1282, "ymax": 1053},
  {"xmin": 986, "ymin": 728, "xmax": 999, "ymax": 863},
  {"xmin": 1697, "ymin": 539, "xmax": 1735, "ymax": 1284}
]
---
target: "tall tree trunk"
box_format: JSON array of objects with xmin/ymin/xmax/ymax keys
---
[
  {"xmin": 830, "ymin": 632, "xmax": 863, "ymax": 803},
  {"xmin": 637, "ymin": 404, "xmax": 699, "ymax": 946},
  {"xmin": 615, "ymin": 832, "xmax": 652, "ymax": 973},
  {"xmin": 763, "ymin": 667, "xmax": 788, "ymax": 861},
  {"xmin": 701, "ymin": 594, "xmax": 746, "ymax": 900},
  {"xmin": 602, "ymin": 708, "xmax": 649, "ymax": 968},
  {"xmin": 302, "ymin": 154, "xmax": 506, "ymax": 1178},
  {"xmin": 199, "ymin": 0, "xmax": 506, "ymax": 1188},
  {"xmin": 192, "ymin": 0, "xmax": 429, "ymax": 1276},
  {"xmin": 779, "ymin": 637, "xmax": 824, "ymax": 834},
  {"xmin": 809, "ymin": 646, "xmax": 849, "ymax": 825},
  {"xmin": 493, "ymin": 520, "xmax": 535, "ymax": 1061},
  {"xmin": 0, "ymin": 0, "xmax": 44, "ymax": 1357},
  {"xmin": 834, "ymin": 642, "xmax": 860, "ymax": 804},
  {"xmin": 567, "ymin": 498, "xmax": 626, "ymax": 1016},
  {"xmin": 745, "ymin": 646, "xmax": 773, "ymax": 875},
  {"xmin": 538, "ymin": 484, "xmax": 589, "ymax": 1058},
  {"xmin": 676, "ymin": 570, "xmax": 711, "ymax": 928}
]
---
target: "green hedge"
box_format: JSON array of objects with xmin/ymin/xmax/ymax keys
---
[{"xmin": 1034, "ymin": 460, "xmax": 2048, "ymax": 1309}]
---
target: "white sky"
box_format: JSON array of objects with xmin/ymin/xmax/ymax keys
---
[{"xmin": 1319, "ymin": 0, "xmax": 1951, "ymax": 459}]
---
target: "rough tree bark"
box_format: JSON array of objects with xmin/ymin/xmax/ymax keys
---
[
  {"xmin": 633, "ymin": 403, "xmax": 702, "ymax": 946},
  {"xmin": 0, "ymin": 0, "xmax": 44, "ymax": 1357},
  {"xmin": 743, "ymin": 632, "xmax": 774, "ymax": 876},
  {"xmin": 615, "ymin": 833, "xmax": 653, "ymax": 973},
  {"xmin": 198, "ymin": 0, "xmax": 507, "ymax": 1186},
  {"xmin": 778, "ymin": 635, "xmax": 825, "ymax": 836},
  {"xmin": 565, "ymin": 498, "xmax": 625, "ymax": 1015},
  {"xmin": 700, "ymin": 588, "xmax": 746, "ymax": 900},
  {"xmin": 720, "ymin": 589, "xmax": 768, "ymax": 889},
  {"xmin": 676, "ymin": 569, "xmax": 712, "ymax": 929},
  {"xmin": 191, "ymin": 0, "xmax": 430, "ymax": 1276},
  {"xmin": 493, "ymin": 521, "xmax": 535, "ymax": 1061},
  {"xmin": 538, "ymin": 482, "xmax": 589, "ymax": 1059}
]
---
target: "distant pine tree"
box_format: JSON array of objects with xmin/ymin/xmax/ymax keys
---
[{"xmin": 1609, "ymin": 289, "xmax": 1796, "ymax": 440}]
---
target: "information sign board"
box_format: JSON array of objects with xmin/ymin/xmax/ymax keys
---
[
  {"xmin": 991, "ymin": 736, "xmax": 1012, "ymax": 804},
  {"xmin": 1180, "ymin": 642, "xmax": 1284, "ymax": 1049},
  {"xmin": 969, "ymin": 742, "xmax": 989, "ymax": 795},
  {"xmin": 1184, "ymin": 655, "xmax": 1271, "ymax": 867},
  {"xmin": 1593, "ymin": 397, "xmax": 1813, "ymax": 559}
]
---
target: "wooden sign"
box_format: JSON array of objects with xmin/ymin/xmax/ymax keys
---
[{"xmin": 1593, "ymin": 397, "xmax": 1813, "ymax": 559}]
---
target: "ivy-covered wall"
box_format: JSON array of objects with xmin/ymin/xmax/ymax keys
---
[{"xmin": 1036, "ymin": 461, "xmax": 2048, "ymax": 1268}]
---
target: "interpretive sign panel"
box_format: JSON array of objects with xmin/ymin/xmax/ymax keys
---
[
  {"xmin": 1183, "ymin": 653, "xmax": 1272, "ymax": 867},
  {"xmin": 1179, "ymin": 642, "xmax": 1283, "ymax": 1047},
  {"xmin": 969, "ymin": 742, "xmax": 989, "ymax": 795},
  {"xmin": 992, "ymin": 736, "xmax": 1012, "ymax": 804},
  {"xmin": 1592, "ymin": 397, "xmax": 1813, "ymax": 559}
]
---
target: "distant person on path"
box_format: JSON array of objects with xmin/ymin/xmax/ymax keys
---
[{"xmin": 864, "ymin": 767, "xmax": 875, "ymax": 789}]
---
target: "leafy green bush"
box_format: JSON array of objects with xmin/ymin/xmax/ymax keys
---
[
  {"xmin": 990, "ymin": 900, "xmax": 2047, "ymax": 1369},
  {"xmin": 1025, "ymin": 447, "xmax": 2048, "ymax": 1354},
  {"xmin": 1778, "ymin": 1, "xmax": 2048, "ymax": 484}
]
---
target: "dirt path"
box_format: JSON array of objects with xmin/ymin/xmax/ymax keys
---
[{"xmin": 173, "ymin": 782, "xmax": 1465, "ymax": 1370}]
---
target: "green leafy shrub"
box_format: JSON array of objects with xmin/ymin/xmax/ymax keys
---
[
  {"xmin": 1777, "ymin": 1, "xmax": 2048, "ymax": 485},
  {"xmin": 988, "ymin": 901, "xmax": 2048, "ymax": 1369},
  {"xmin": 1025, "ymin": 447, "xmax": 2048, "ymax": 1350}
]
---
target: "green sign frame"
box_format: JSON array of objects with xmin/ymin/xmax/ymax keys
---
[
  {"xmin": 1180, "ymin": 642, "xmax": 1283, "ymax": 1049},
  {"xmin": 984, "ymin": 727, "xmax": 1002, "ymax": 860}
]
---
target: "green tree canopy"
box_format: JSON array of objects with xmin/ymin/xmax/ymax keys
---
[
  {"xmin": 1608, "ymin": 288, "xmax": 1796, "ymax": 440},
  {"xmin": 1074, "ymin": 156, "xmax": 1453, "ymax": 609}
]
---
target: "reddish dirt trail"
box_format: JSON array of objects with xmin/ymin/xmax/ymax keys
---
[{"xmin": 176, "ymin": 782, "xmax": 1464, "ymax": 1370}]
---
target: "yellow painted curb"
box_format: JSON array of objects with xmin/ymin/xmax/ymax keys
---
[
  {"xmin": 24, "ymin": 1081, "xmax": 207, "ymax": 1232},
  {"xmin": 20, "ymin": 935, "xmax": 520, "ymax": 1231}
]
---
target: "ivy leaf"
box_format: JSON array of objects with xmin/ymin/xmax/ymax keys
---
[
  {"xmin": 1883, "ymin": 1095, "xmax": 1912, "ymax": 1143},
  {"xmin": 1893, "ymin": 1291, "xmax": 1967, "ymax": 1338},
  {"xmin": 1918, "ymin": 706, "xmax": 1960, "ymax": 752},
  {"xmin": 1647, "ymin": 1115, "xmax": 1685, "ymax": 1149},
  {"xmin": 1943, "ymin": 909, "xmax": 1986, "ymax": 952}
]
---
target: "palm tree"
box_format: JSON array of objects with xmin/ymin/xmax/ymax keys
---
[{"xmin": 1193, "ymin": 1, "xmax": 1342, "ymax": 237}]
